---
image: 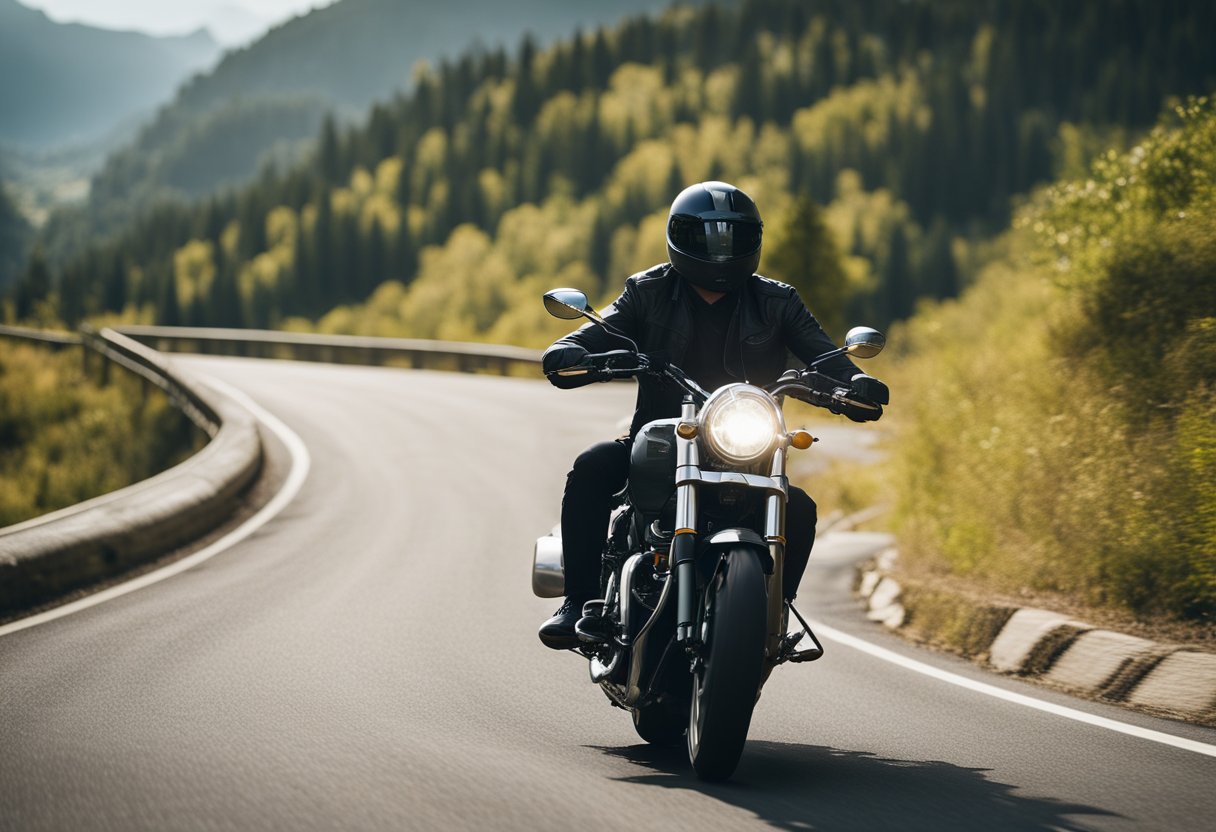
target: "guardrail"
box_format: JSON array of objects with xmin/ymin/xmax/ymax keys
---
[
  {"xmin": 116, "ymin": 326, "xmax": 543, "ymax": 375},
  {"xmin": 0, "ymin": 327, "xmax": 262, "ymax": 615},
  {"xmin": 80, "ymin": 325, "xmax": 223, "ymax": 438},
  {"xmin": 0, "ymin": 323, "xmax": 82, "ymax": 348}
]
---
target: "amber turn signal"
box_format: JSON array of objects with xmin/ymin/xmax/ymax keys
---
[
  {"xmin": 676, "ymin": 421, "xmax": 698, "ymax": 439},
  {"xmin": 789, "ymin": 430, "xmax": 815, "ymax": 450}
]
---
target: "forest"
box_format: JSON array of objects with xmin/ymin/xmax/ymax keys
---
[
  {"xmin": 8, "ymin": 0, "xmax": 1216, "ymax": 346},
  {"xmin": 3, "ymin": 0, "xmax": 1214, "ymax": 621}
]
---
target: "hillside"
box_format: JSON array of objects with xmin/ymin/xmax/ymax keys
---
[
  {"xmin": 0, "ymin": 0, "xmax": 220, "ymax": 149},
  {"xmin": 15, "ymin": 0, "xmax": 1216, "ymax": 343},
  {"xmin": 40, "ymin": 0, "xmax": 707, "ymax": 260},
  {"xmin": 888, "ymin": 98, "xmax": 1216, "ymax": 621}
]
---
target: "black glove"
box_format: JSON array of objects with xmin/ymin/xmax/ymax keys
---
[
  {"xmin": 850, "ymin": 373, "xmax": 889, "ymax": 405},
  {"xmin": 542, "ymin": 344, "xmax": 608, "ymax": 389},
  {"xmin": 835, "ymin": 373, "xmax": 887, "ymax": 422}
]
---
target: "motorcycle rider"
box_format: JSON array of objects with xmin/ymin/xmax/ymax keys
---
[{"xmin": 539, "ymin": 181, "xmax": 886, "ymax": 649}]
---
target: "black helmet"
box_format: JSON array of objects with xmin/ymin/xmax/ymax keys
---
[{"xmin": 666, "ymin": 181, "xmax": 763, "ymax": 293}]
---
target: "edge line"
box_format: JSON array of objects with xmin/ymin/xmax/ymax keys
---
[{"xmin": 809, "ymin": 617, "xmax": 1216, "ymax": 759}]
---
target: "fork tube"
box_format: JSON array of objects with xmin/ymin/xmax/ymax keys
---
[
  {"xmin": 765, "ymin": 446, "xmax": 789, "ymax": 659},
  {"xmin": 674, "ymin": 397, "xmax": 699, "ymax": 644}
]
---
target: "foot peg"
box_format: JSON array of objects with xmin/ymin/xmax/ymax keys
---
[
  {"xmin": 575, "ymin": 600, "xmax": 615, "ymax": 645},
  {"xmin": 778, "ymin": 601, "xmax": 825, "ymax": 664}
]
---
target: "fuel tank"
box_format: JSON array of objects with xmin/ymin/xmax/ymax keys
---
[{"xmin": 629, "ymin": 418, "xmax": 679, "ymax": 514}]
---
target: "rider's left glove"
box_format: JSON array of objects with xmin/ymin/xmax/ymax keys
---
[
  {"xmin": 836, "ymin": 373, "xmax": 888, "ymax": 423},
  {"xmin": 850, "ymin": 373, "xmax": 889, "ymax": 405}
]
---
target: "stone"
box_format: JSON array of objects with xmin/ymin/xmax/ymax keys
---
[
  {"xmin": 858, "ymin": 570, "xmax": 881, "ymax": 598},
  {"xmin": 988, "ymin": 608, "xmax": 1087, "ymax": 673},
  {"xmin": 1046, "ymin": 629, "xmax": 1158, "ymax": 693},
  {"xmin": 868, "ymin": 576, "xmax": 902, "ymax": 612},
  {"xmin": 1128, "ymin": 651, "xmax": 1216, "ymax": 717}
]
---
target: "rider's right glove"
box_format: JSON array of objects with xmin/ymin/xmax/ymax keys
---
[{"xmin": 542, "ymin": 344, "xmax": 610, "ymax": 389}]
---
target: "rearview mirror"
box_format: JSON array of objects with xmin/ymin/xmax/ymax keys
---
[
  {"xmin": 844, "ymin": 327, "xmax": 885, "ymax": 359},
  {"xmin": 543, "ymin": 288, "xmax": 591, "ymax": 320}
]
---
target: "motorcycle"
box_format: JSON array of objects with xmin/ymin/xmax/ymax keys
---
[{"xmin": 533, "ymin": 287, "xmax": 886, "ymax": 781}]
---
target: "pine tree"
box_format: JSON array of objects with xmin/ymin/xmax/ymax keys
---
[
  {"xmin": 157, "ymin": 268, "xmax": 181, "ymax": 326},
  {"xmin": 763, "ymin": 194, "xmax": 849, "ymax": 337},
  {"xmin": 918, "ymin": 217, "xmax": 958, "ymax": 300},
  {"xmin": 15, "ymin": 247, "xmax": 51, "ymax": 321},
  {"xmin": 878, "ymin": 220, "xmax": 914, "ymax": 325}
]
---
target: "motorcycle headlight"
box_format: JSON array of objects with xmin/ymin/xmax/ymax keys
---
[{"xmin": 700, "ymin": 384, "xmax": 783, "ymax": 464}]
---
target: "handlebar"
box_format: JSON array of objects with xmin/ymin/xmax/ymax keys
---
[
  {"xmin": 550, "ymin": 350, "xmax": 710, "ymax": 401},
  {"xmin": 549, "ymin": 353, "xmax": 877, "ymax": 414},
  {"xmin": 770, "ymin": 370, "xmax": 881, "ymax": 415}
]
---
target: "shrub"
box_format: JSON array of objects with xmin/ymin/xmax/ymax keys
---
[
  {"xmin": 0, "ymin": 342, "xmax": 203, "ymax": 527},
  {"xmin": 889, "ymin": 98, "xmax": 1216, "ymax": 621}
]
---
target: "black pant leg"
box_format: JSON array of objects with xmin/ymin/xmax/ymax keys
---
[
  {"xmin": 783, "ymin": 486, "xmax": 817, "ymax": 600},
  {"xmin": 560, "ymin": 439, "xmax": 630, "ymax": 598}
]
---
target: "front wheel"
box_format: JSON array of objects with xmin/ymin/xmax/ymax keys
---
[{"xmin": 687, "ymin": 548, "xmax": 768, "ymax": 781}]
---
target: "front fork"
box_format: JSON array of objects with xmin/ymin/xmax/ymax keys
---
[
  {"xmin": 764, "ymin": 447, "xmax": 788, "ymax": 670},
  {"xmin": 674, "ymin": 398, "xmax": 700, "ymax": 645},
  {"xmin": 672, "ymin": 398, "xmax": 789, "ymax": 667}
]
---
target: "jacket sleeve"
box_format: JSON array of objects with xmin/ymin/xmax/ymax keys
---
[{"xmin": 780, "ymin": 286, "xmax": 860, "ymax": 383}]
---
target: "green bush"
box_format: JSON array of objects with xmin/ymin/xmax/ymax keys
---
[{"xmin": 890, "ymin": 97, "xmax": 1216, "ymax": 621}]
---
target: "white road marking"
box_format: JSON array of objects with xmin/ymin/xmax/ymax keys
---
[
  {"xmin": 810, "ymin": 618, "xmax": 1216, "ymax": 759},
  {"xmin": 0, "ymin": 376, "xmax": 310, "ymax": 639}
]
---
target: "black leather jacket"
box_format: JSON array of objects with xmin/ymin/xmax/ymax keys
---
[{"xmin": 543, "ymin": 263, "xmax": 868, "ymax": 438}]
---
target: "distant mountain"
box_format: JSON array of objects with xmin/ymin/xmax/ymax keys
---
[
  {"xmin": 40, "ymin": 0, "xmax": 705, "ymax": 260},
  {"xmin": 169, "ymin": 0, "xmax": 697, "ymax": 117},
  {"xmin": 203, "ymin": 4, "xmax": 271, "ymax": 47},
  {"xmin": 0, "ymin": 0, "xmax": 221, "ymax": 149}
]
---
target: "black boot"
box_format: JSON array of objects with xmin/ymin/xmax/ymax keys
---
[{"xmin": 538, "ymin": 596, "xmax": 589, "ymax": 650}]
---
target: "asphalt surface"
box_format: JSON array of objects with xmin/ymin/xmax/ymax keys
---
[{"xmin": 1, "ymin": 357, "xmax": 1213, "ymax": 832}]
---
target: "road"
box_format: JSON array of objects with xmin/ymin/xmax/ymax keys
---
[{"xmin": 1, "ymin": 357, "xmax": 1213, "ymax": 831}]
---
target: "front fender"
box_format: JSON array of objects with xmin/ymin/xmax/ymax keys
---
[{"xmin": 699, "ymin": 528, "xmax": 774, "ymax": 573}]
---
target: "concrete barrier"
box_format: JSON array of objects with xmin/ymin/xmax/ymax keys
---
[{"xmin": 0, "ymin": 329, "xmax": 262, "ymax": 614}]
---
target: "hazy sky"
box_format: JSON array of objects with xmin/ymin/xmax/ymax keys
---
[{"xmin": 19, "ymin": 1, "xmax": 339, "ymax": 43}]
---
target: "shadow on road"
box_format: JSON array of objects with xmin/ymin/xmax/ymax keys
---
[{"xmin": 590, "ymin": 740, "xmax": 1120, "ymax": 831}]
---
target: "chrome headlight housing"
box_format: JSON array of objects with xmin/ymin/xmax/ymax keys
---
[{"xmin": 700, "ymin": 384, "xmax": 784, "ymax": 465}]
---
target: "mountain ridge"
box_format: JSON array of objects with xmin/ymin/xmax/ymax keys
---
[
  {"xmin": 37, "ymin": 0, "xmax": 706, "ymax": 264},
  {"xmin": 0, "ymin": 0, "xmax": 221, "ymax": 149}
]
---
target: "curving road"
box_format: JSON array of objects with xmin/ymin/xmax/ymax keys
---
[{"xmin": 1, "ymin": 356, "xmax": 1213, "ymax": 831}]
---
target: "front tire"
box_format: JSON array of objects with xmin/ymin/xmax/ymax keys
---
[{"xmin": 687, "ymin": 548, "xmax": 767, "ymax": 781}]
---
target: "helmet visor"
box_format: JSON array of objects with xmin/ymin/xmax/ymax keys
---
[{"xmin": 668, "ymin": 215, "xmax": 762, "ymax": 262}]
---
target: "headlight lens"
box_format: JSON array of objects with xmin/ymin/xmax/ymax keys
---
[{"xmin": 701, "ymin": 384, "xmax": 782, "ymax": 464}]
